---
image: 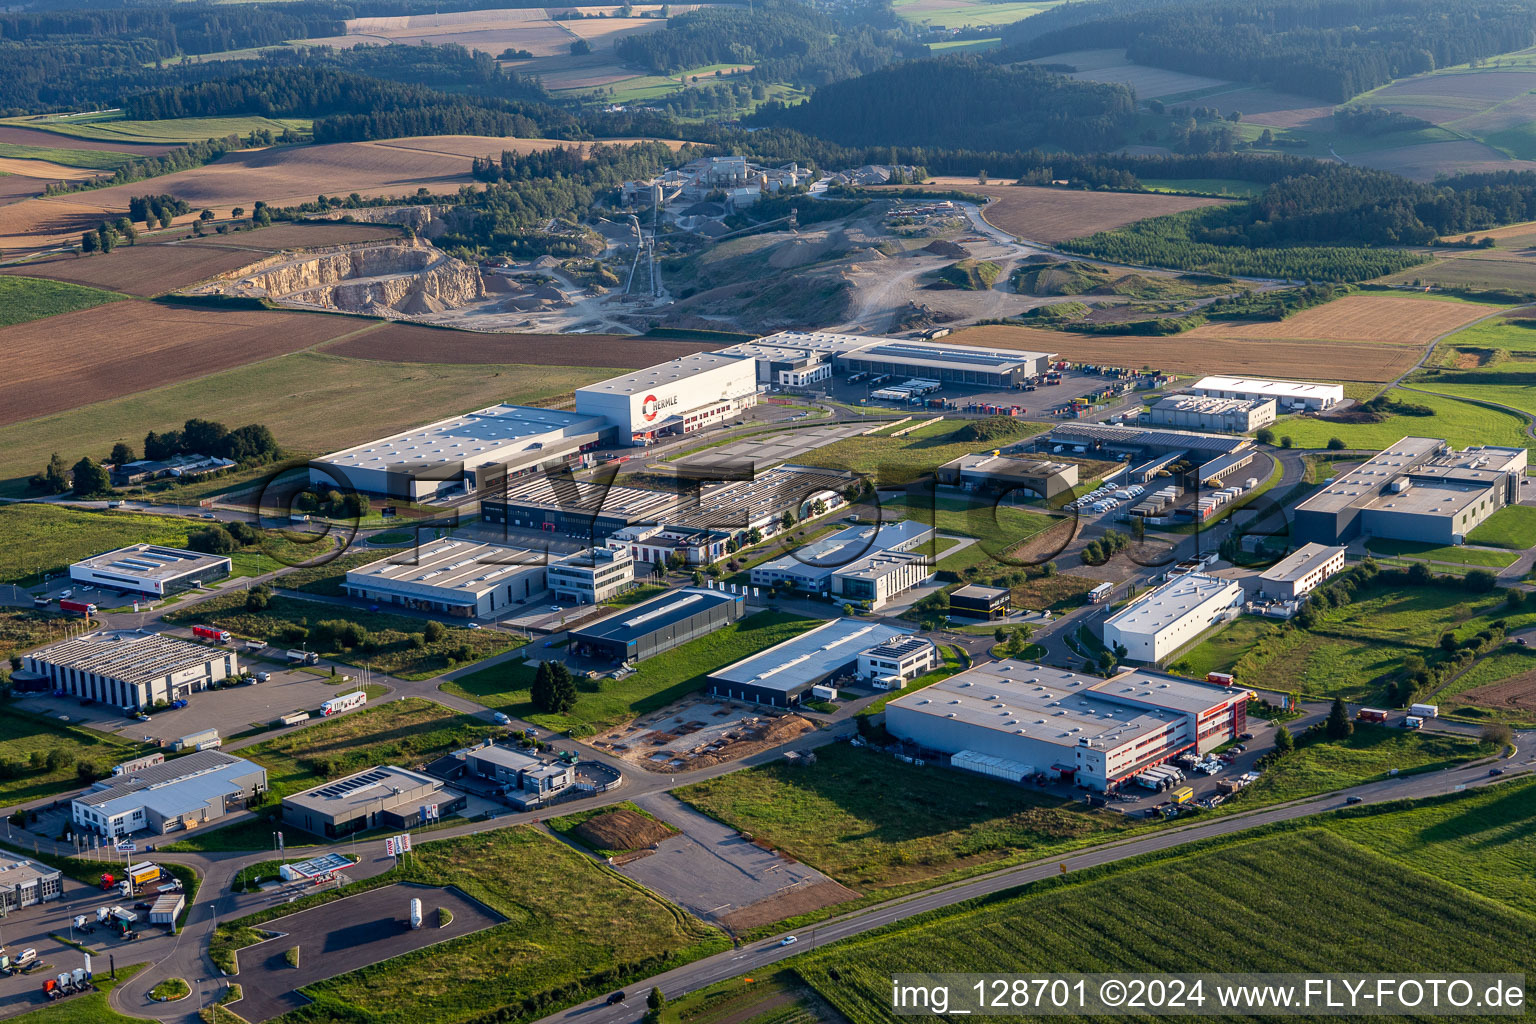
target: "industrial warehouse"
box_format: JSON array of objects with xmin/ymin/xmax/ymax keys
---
[
  {"xmin": 1032, "ymin": 423, "xmax": 1256, "ymax": 487},
  {"xmin": 341, "ymin": 539, "xmax": 548, "ymax": 617},
  {"xmin": 281, "ymin": 765, "xmax": 465, "ymax": 838},
  {"xmin": 1103, "ymin": 573, "xmax": 1245, "ymax": 664},
  {"xmin": 1142, "ymin": 394, "xmax": 1276, "ymax": 434},
  {"xmin": 309, "ymin": 403, "xmax": 612, "ymax": 500},
  {"xmin": 569, "ymin": 587, "xmax": 746, "ymax": 663},
  {"xmin": 574, "ymin": 352, "xmax": 761, "ymax": 446},
  {"xmin": 936, "ymin": 452, "xmax": 1080, "ymax": 501},
  {"xmin": 749, "ymin": 520, "xmax": 933, "ymax": 593},
  {"xmin": 1247, "ymin": 543, "xmax": 1347, "ymax": 601},
  {"xmin": 21, "ymin": 630, "xmax": 240, "ymax": 709},
  {"xmin": 885, "ymin": 661, "xmax": 1249, "ymax": 792},
  {"xmin": 745, "ymin": 330, "xmax": 1056, "ymax": 387},
  {"xmin": 547, "ymin": 546, "xmax": 635, "ymax": 605},
  {"xmin": 1293, "ymin": 437, "xmax": 1527, "ymax": 545},
  {"xmin": 708, "ymin": 618, "xmax": 915, "ymax": 706},
  {"xmin": 70, "ymin": 544, "xmax": 231, "ymax": 597},
  {"xmin": 0, "ymin": 857, "xmax": 62, "ymax": 912},
  {"xmin": 72, "ymin": 751, "xmax": 268, "ymax": 839},
  {"xmin": 1188, "ymin": 375, "xmax": 1344, "ymax": 411}
]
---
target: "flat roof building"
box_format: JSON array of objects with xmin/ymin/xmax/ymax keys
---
[
  {"xmin": 72, "ymin": 750, "xmax": 267, "ymax": 839},
  {"xmin": 831, "ymin": 550, "xmax": 934, "ymax": 610},
  {"xmin": 342, "ymin": 539, "xmax": 547, "ymax": 618},
  {"xmin": 310, "ymin": 403, "xmax": 612, "ymax": 500},
  {"xmin": 936, "ymin": 452, "xmax": 1080, "ymax": 500},
  {"xmin": 23, "ymin": 630, "xmax": 239, "ymax": 710},
  {"xmin": 71, "ymin": 544, "xmax": 231, "ymax": 597},
  {"xmin": 481, "ymin": 475, "xmax": 685, "ymax": 542},
  {"xmin": 838, "ymin": 339, "xmax": 1052, "ymax": 387},
  {"xmin": 708, "ymin": 618, "xmax": 915, "ymax": 706},
  {"xmin": 1189, "ymin": 375, "xmax": 1344, "ymax": 411},
  {"xmin": 949, "ymin": 583, "xmax": 1012, "ymax": 620},
  {"xmin": 750, "ymin": 520, "xmax": 933, "ymax": 593},
  {"xmin": 548, "ymin": 546, "xmax": 634, "ymax": 605},
  {"xmin": 886, "ymin": 661, "xmax": 1249, "ymax": 792},
  {"xmin": 1143, "ymin": 395, "xmax": 1276, "ymax": 434},
  {"xmin": 1250, "ymin": 543, "xmax": 1347, "ymax": 601},
  {"xmin": 1103, "ymin": 573, "xmax": 1244, "ymax": 664},
  {"xmin": 0, "ymin": 857, "xmax": 63, "ymax": 912},
  {"xmin": 281, "ymin": 765, "xmax": 465, "ymax": 839},
  {"xmin": 1294, "ymin": 437, "xmax": 1526, "ymax": 545},
  {"xmin": 575, "ymin": 353, "xmax": 759, "ymax": 446},
  {"xmin": 458, "ymin": 742, "xmax": 575, "ymax": 803},
  {"xmin": 1033, "ymin": 423, "xmax": 1255, "ymax": 486},
  {"xmin": 570, "ymin": 587, "xmax": 745, "ymax": 663},
  {"xmin": 857, "ymin": 636, "xmax": 939, "ymax": 688}
]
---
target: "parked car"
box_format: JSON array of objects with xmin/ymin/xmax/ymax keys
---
[
  {"xmin": 1239, "ymin": 732, "xmax": 1254, "ymax": 741},
  {"xmin": 1517, "ymin": 638, "xmax": 1529, "ymax": 646},
  {"xmin": 467, "ymin": 622, "xmax": 481, "ymax": 629},
  {"xmin": 171, "ymin": 699, "xmax": 188, "ymax": 709},
  {"xmin": 202, "ymin": 513, "xmax": 217, "ymax": 520}
]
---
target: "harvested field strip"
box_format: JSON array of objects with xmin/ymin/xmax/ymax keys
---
[
  {"xmin": 877, "ymin": 178, "xmax": 1227, "ymax": 244},
  {"xmin": 0, "ymin": 142, "xmax": 133, "ymax": 171},
  {"xmin": 942, "ymin": 323, "xmax": 1421, "ymax": 382},
  {"xmin": 0, "ymin": 243, "xmax": 267, "ymax": 296},
  {"xmin": 1184, "ymin": 294, "xmax": 1505, "ymax": 346},
  {"xmin": 180, "ymin": 222, "xmax": 403, "ymax": 250},
  {"xmin": 0, "ymin": 301, "xmax": 378, "ymax": 427},
  {"xmin": 0, "ymin": 350, "xmax": 618, "ymax": 498},
  {"xmin": 322, "ymin": 324, "xmax": 724, "ymax": 366},
  {"xmin": 0, "ymin": 125, "xmax": 178, "ymax": 155}
]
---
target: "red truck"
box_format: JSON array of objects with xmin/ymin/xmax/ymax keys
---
[
  {"xmin": 1357, "ymin": 708, "xmax": 1389, "ymax": 724},
  {"xmin": 100, "ymin": 872, "xmax": 115, "ymax": 890},
  {"xmin": 191, "ymin": 625, "xmax": 232, "ymax": 643},
  {"xmin": 59, "ymin": 599, "xmax": 97, "ymax": 616}
]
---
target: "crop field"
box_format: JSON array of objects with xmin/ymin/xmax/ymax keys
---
[
  {"xmin": 167, "ymin": 594, "xmax": 516, "ymax": 679},
  {"xmin": 182, "ymin": 221, "xmax": 402, "ymax": 250},
  {"xmin": 893, "ymin": 0, "xmax": 1057, "ymax": 28},
  {"xmin": 247, "ymin": 826, "xmax": 728, "ymax": 1024},
  {"xmin": 792, "ymin": 829, "xmax": 1536, "ymax": 1022},
  {"xmin": 2, "ymin": 113, "xmax": 313, "ymax": 146},
  {"xmin": 794, "ymin": 418, "xmax": 1044, "ymax": 486},
  {"xmin": 1276, "ymin": 388, "xmax": 1529, "ymax": 449},
  {"xmin": 562, "ymin": 63, "xmax": 756, "ymax": 102},
  {"xmin": 678, "ymin": 743, "xmax": 1132, "ymax": 892},
  {"xmin": 907, "ymin": 178, "xmax": 1226, "ymax": 244},
  {"xmin": 1465, "ymin": 504, "xmax": 1536, "ymax": 548},
  {"xmin": 0, "ymin": 141, "xmax": 133, "ymax": 171},
  {"xmin": 944, "ymin": 324, "xmax": 1421, "ymax": 382},
  {"xmin": 1378, "ymin": 251, "xmax": 1536, "ymax": 294},
  {"xmin": 1189, "ymin": 294, "xmax": 1505, "ymax": 346},
  {"xmin": 1027, "ymin": 47, "xmax": 1233, "ymax": 98},
  {"xmin": 0, "ymin": 125, "xmax": 178, "ymax": 155},
  {"xmin": 1433, "ymin": 647, "xmax": 1536, "ymax": 722},
  {"xmin": 321, "ymin": 323, "xmax": 716, "ymax": 367},
  {"xmin": 443, "ymin": 611, "xmax": 819, "ymax": 733},
  {"xmin": 1330, "ymin": 778, "xmax": 1536, "ymax": 916},
  {"xmin": 0, "ymin": 349, "xmax": 616, "ymax": 497},
  {"xmin": 0, "ymin": 503, "xmax": 198, "ymax": 583},
  {"xmin": 0, "ymin": 300, "xmax": 381, "ymax": 427},
  {"xmin": 0, "ymin": 243, "xmax": 270, "ymax": 296},
  {"xmin": 0, "ymin": 711, "xmax": 147, "ymax": 808},
  {"xmin": 1187, "ymin": 583, "xmax": 1530, "ymax": 701},
  {"xmin": 0, "ymin": 136, "xmax": 587, "ymax": 252},
  {"xmin": 0, "ymin": 275, "xmax": 119, "ymax": 326},
  {"xmin": 237, "ymin": 698, "xmax": 490, "ymax": 797}
]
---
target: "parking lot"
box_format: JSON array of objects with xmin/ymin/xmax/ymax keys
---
[
  {"xmin": 12, "ymin": 665, "xmax": 380, "ymax": 745},
  {"xmin": 674, "ymin": 423, "xmax": 874, "ymax": 471},
  {"xmin": 224, "ymin": 883, "xmax": 504, "ymax": 1023}
]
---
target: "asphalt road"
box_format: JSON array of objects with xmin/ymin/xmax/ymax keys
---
[{"xmin": 535, "ymin": 754, "xmax": 1528, "ymax": 1024}]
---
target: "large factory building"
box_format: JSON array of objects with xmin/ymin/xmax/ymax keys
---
[
  {"xmin": 575, "ymin": 353, "xmax": 760, "ymax": 446},
  {"xmin": 569, "ymin": 587, "xmax": 745, "ymax": 663},
  {"xmin": 886, "ymin": 661, "xmax": 1248, "ymax": 792}
]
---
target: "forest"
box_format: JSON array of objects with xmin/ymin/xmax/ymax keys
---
[
  {"xmin": 1005, "ymin": 0, "xmax": 1536, "ymax": 102},
  {"xmin": 753, "ymin": 57, "xmax": 1137, "ymax": 152}
]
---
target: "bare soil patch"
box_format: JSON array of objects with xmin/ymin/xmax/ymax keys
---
[
  {"xmin": 0, "ymin": 243, "xmax": 264, "ymax": 295},
  {"xmin": 717, "ymin": 879, "xmax": 862, "ymax": 931},
  {"xmin": 0, "ymin": 302, "xmax": 369, "ymax": 424},
  {"xmin": 187, "ymin": 222, "xmax": 402, "ymax": 249},
  {"xmin": 321, "ymin": 323, "xmax": 718, "ymax": 367},
  {"xmin": 883, "ymin": 180, "xmax": 1226, "ymax": 243},
  {"xmin": 946, "ymin": 323, "xmax": 1420, "ymax": 382},
  {"xmin": 573, "ymin": 808, "xmax": 677, "ymax": 852},
  {"xmin": 0, "ymin": 125, "xmax": 178, "ymax": 155},
  {"xmin": 1185, "ymin": 294, "xmax": 1499, "ymax": 347},
  {"xmin": 1458, "ymin": 672, "xmax": 1536, "ymax": 713}
]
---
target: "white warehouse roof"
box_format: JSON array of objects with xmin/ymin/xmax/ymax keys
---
[
  {"xmin": 345, "ymin": 539, "xmax": 540, "ymax": 600},
  {"xmin": 575, "ymin": 353, "xmax": 751, "ymax": 398},
  {"xmin": 712, "ymin": 618, "xmax": 913, "ymax": 693},
  {"xmin": 1103, "ymin": 573, "xmax": 1244, "ymax": 637},
  {"xmin": 1191, "ymin": 376, "xmax": 1344, "ymax": 402},
  {"xmin": 313, "ymin": 403, "xmax": 606, "ymax": 474}
]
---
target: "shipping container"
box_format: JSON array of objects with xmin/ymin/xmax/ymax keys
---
[
  {"xmin": 1171, "ymin": 786, "xmax": 1194, "ymax": 804},
  {"xmin": 170, "ymin": 728, "xmax": 219, "ymax": 752},
  {"xmin": 128, "ymin": 862, "xmax": 159, "ymax": 886}
]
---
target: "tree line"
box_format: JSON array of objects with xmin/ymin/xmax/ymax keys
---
[
  {"xmin": 1004, "ymin": 0, "xmax": 1536, "ymax": 103},
  {"xmin": 28, "ymin": 418, "xmax": 278, "ymax": 496}
]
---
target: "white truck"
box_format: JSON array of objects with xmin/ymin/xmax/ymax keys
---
[
  {"xmin": 1409, "ymin": 703, "xmax": 1439, "ymax": 719},
  {"xmin": 286, "ymin": 649, "xmax": 320, "ymax": 665}
]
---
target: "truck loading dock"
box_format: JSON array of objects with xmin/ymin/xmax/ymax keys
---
[{"xmin": 886, "ymin": 660, "xmax": 1247, "ymax": 792}]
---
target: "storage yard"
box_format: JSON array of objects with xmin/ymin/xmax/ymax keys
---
[{"xmin": 587, "ymin": 697, "xmax": 817, "ymax": 772}]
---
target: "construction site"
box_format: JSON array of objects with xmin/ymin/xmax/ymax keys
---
[{"xmin": 587, "ymin": 698, "xmax": 818, "ymax": 773}]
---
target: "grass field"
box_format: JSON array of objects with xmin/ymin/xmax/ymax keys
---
[
  {"xmin": 1467, "ymin": 504, "xmax": 1536, "ymax": 549},
  {"xmin": 1181, "ymin": 582, "xmax": 1532, "ymax": 701},
  {"xmin": 678, "ymin": 743, "xmax": 1132, "ymax": 893},
  {"xmin": 0, "ymin": 350, "xmax": 617, "ymax": 497},
  {"xmin": 1237, "ymin": 725, "xmax": 1490, "ymax": 807},
  {"xmin": 792, "ymin": 828, "xmax": 1535, "ymax": 1021},
  {"xmin": 0, "ymin": 503, "xmax": 197, "ymax": 584},
  {"xmin": 0, "ymin": 711, "xmax": 147, "ymax": 809},
  {"xmin": 443, "ymin": 611, "xmax": 819, "ymax": 734},
  {"xmin": 1379, "ymin": 252, "xmax": 1536, "ymax": 294},
  {"xmin": 0, "ymin": 141, "xmax": 132, "ymax": 171},
  {"xmin": 1139, "ymin": 177, "xmax": 1265, "ymax": 197},
  {"xmin": 0, "ymin": 608, "xmax": 80, "ymax": 662},
  {"xmin": 219, "ymin": 826, "xmax": 727, "ymax": 1024},
  {"xmin": 892, "ymin": 0, "xmax": 1058, "ymax": 27},
  {"xmin": 272, "ymin": 547, "xmax": 394, "ymax": 596},
  {"xmin": 238, "ymin": 697, "xmax": 487, "ymax": 799},
  {"xmin": 0, "ymin": 275, "xmax": 120, "ymax": 327},
  {"xmin": 546, "ymin": 800, "xmax": 679, "ymax": 857},
  {"xmin": 3, "ymin": 113, "xmax": 313, "ymax": 145},
  {"xmin": 795, "ymin": 418, "xmax": 1045, "ymax": 486},
  {"xmin": 165, "ymin": 594, "xmax": 515, "ymax": 680},
  {"xmin": 890, "ymin": 495, "xmax": 1057, "ymax": 575},
  {"xmin": 1274, "ymin": 388, "xmax": 1530, "ymax": 450},
  {"xmin": 1364, "ymin": 538, "xmax": 1518, "ymax": 566}
]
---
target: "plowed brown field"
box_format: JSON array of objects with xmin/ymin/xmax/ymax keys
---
[
  {"xmin": 874, "ymin": 179, "xmax": 1227, "ymax": 243},
  {"xmin": 1459, "ymin": 673, "xmax": 1536, "ymax": 714},
  {"xmin": 1184, "ymin": 294, "xmax": 1502, "ymax": 346},
  {"xmin": 0, "ymin": 244, "xmax": 264, "ymax": 295},
  {"xmin": 0, "ymin": 302, "xmax": 373, "ymax": 424},
  {"xmin": 322, "ymin": 324, "xmax": 723, "ymax": 366},
  {"xmin": 946, "ymin": 323, "xmax": 1421, "ymax": 382}
]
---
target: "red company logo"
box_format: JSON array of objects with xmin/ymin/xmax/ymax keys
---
[{"xmin": 642, "ymin": 394, "xmax": 661, "ymax": 422}]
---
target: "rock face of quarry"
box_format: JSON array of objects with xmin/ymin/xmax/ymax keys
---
[{"xmin": 221, "ymin": 240, "xmax": 486, "ymax": 315}]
